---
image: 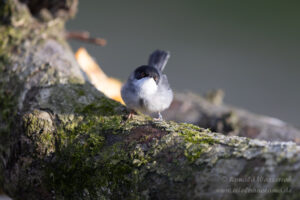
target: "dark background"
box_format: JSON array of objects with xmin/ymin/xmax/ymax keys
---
[{"xmin": 66, "ymin": 1, "xmax": 300, "ymax": 126}]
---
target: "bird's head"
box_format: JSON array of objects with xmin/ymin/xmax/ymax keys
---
[{"xmin": 132, "ymin": 65, "xmax": 160, "ymax": 95}]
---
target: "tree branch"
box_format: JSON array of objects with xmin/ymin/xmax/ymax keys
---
[{"xmin": 66, "ymin": 31, "xmax": 107, "ymax": 46}]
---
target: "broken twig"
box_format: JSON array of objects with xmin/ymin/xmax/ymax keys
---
[{"xmin": 66, "ymin": 31, "xmax": 107, "ymax": 46}]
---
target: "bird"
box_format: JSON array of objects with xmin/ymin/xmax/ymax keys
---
[{"xmin": 121, "ymin": 50, "xmax": 173, "ymax": 120}]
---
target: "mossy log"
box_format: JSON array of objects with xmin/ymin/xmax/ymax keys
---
[
  {"xmin": 164, "ymin": 91, "xmax": 300, "ymax": 144},
  {"xmin": 1, "ymin": 0, "xmax": 300, "ymax": 199}
]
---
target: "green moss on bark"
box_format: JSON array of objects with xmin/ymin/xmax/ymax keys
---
[
  {"xmin": 22, "ymin": 110, "xmax": 56, "ymax": 157},
  {"xmin": 44, "ymin": 97, "xmax": 139, "ymax": 199},
  {"xmin": 176, "ymin": 124, "xmax": 216, "ymax": 162},
  {"xmin": 4, "ymin": 74, "xmax": 300, "ymax": 199},
  {"xmin": 31, "ymin": 94, "xmax": 221, "ymax": 199}
]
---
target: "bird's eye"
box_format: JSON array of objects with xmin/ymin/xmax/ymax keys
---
[
  {"xmin": 154, "ymin": 76, "xmax": 158, "ymax": 82},
  {"xmin": 140, "ymin": 72, "xmax": 145, "ymax": 78}
]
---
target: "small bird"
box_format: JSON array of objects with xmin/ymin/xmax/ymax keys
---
[{"xmin": 121, "ymin": 50, "xmax": 173, "ymax": 120}]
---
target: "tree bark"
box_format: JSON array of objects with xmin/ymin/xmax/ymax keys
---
[
  {"xmin": 1, "ymin": 0, "xmax": 300, "ymax": 199},
  {"xmin": 164, "ymin": 91, "xmax": 300, "ymax": 144}
]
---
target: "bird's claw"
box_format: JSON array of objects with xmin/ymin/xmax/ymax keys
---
[
  {"xmin": 154, "ymin": 112, "xmax": 163, "ymax": 121},
  {"xmin": 127, "ymin": 109, "xmax": 136, "ymax": 120}
]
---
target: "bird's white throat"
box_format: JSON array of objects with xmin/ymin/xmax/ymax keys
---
[{"xmin": 135, "ymin": 77, "xmax": 158, "ymax": 97}]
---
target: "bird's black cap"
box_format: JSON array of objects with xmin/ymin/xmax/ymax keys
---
[{"xmin": 134, "ymin": 65, "xmax": 160, "ymax": 84}]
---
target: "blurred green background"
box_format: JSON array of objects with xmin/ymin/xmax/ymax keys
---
[{"xmin": 66, "ymin": 0, "xmax": 300, "ymax": 126}]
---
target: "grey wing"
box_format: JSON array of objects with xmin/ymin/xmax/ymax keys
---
[
  {"xmin": 121, "ymin": 81, "xmax": 139, "ymax": 109},
  {"xmin": 155, "ymin": 74, "xmax": 173, "ymax": 110},
  {"xmin": 159, "ymin": 74, "xmax": 171, "ymax": 90},
  {"xmin": 148, "ymin": 50, "xmax": 170, "ymax": 72}
]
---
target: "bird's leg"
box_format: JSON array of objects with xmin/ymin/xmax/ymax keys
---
[
  {"xmin": 127, "ymin": 109, "xmax": 136, "ymax": 120},
  {"xmin": 154, "ymin": 112, "xmax": 163, "ymax": 121},
  {"xmin": 158, "ymin": 112, "xmax": 163, "ymax": 120}
]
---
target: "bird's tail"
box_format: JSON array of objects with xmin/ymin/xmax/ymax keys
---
[{"xmin": 148, "ymin": 50, "xmax": 170, "ymax": 71}]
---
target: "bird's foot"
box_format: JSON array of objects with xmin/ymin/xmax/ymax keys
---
[
  {"xmin": 153, "ymin": 112, "xmax": 163, "ymax": 121},
  {"xmin": 127, "ymin": 109, "xmax": 137, "ymax": 120}
]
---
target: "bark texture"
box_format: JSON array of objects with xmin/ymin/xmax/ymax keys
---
[
  {"xmin": 1, "ymin": 1, "xmax": 300, "ymax": 199},
  {"xmin": 164, "ymin": 91, "xmax": 300, "ymax": 144}
]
